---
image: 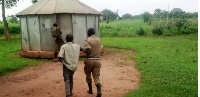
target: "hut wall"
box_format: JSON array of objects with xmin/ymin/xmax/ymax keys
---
[
  {"xmin": 57, "ymin": 14, "xmax": 73, "ymax": 43},
  {"xmin": 86, "ymin": 15, "xmax": 100, "ymax": 38},
  {"xmin": 86, "ymin": 15, "xmax": 95, "ymax": 30},
  {"xmin": 39, "ymin": 14, "xmax": 56, "ymax": 51},
  {"xmin": 27, "ymin": 15, "xmax": 41, "ymax": 51},
  {"xmin": 20, "ymin": 16, "xmax": 30, "ymax": 51},
  {"xmin": 20, "ymin": 14, "xmax": 100, "ymax": 52},
  {"xmin": 72, "ymin": 14, "xmax": 87, "ymax": 48},
  {"xmin": 95, "ymin": 16, "xmax": 100, "ymax": 38}
]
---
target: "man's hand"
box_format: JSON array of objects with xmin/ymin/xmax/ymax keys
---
[
  {"xmin": 58, "ymin": 57, "xmax": 62, "ymax": 63},
  {"xmin": 80, "ymin": 48, "xmax": 91, "ymax": 54},
  {"xmin": 80, "ymin": 48, "xmax": 86, "ymax": 52},
  {"xmin": 85, "ymin": 48, "xmax": 91, "ymax": 55}
]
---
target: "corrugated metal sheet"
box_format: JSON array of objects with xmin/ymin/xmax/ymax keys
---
[
  {"xmin": 16, "ymin": 0, "xmax": 101, "ymax": 16},
  {"xmin": 72, "ymin": 14, "xmax": 87, "ymax": 48},
  {"xmin": 87, "ymin": 15, "xmax": 95, "ymax": 29},
  {"xmin": 27, "ymin": 15, "xmax": 41, "ymax": 51},
  {"xmin": 20, "ymin": 16, "xmax": 30, "ymax": 50},
  {"xmin": 95, "ymin": 16, "xmax": 100, "ymax": 38},
  {"xmin": 39, "ymin": 15, "xmax": 56, "ymax": 51},
  {"xmin": 56, "ymin": 14, "xmax": 73, "ymax": 43}
]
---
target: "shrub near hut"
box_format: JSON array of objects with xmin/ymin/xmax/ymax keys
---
[{"xmin": 0, "ymin": 23, "xmax": 20, "ymax": 35}]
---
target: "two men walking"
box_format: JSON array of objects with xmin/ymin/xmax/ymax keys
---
[{"xmin": 54, "ymin": 25, "xmax": 102, "ymax": 97}]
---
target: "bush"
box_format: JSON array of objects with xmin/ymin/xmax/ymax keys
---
[
  {"xmin": 0, "ymin": 23, "xmax": 20, "ymax": 35},
  {"xmin": 181, "ymin": 22, "xmax": 198, "ymax": 34},
  {"xmin": 137, "ymin": 27, "xmax": 145, "ymax": 36},
  {"xmin": 152, "ymin": 26, "xmax": 163, "ymax": 35}
]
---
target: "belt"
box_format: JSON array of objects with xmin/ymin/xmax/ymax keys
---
[{"xmin": 87, "ymin": 57, "xmax": 100, "ymax": 60}]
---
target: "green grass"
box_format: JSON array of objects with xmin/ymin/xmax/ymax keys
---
[
  {"xmin": 100, "ymin": 18, "xmax": 198, "ymax": 37},
  {"xmin": 101, "ymin": 34, "xmax": 198, "ymax": 97},
  {"xmin": 0, "ymin": 35, "xmax": 47, "ymax": 76},
  {"xmin": 100, "ymin": 19, "xmax": 153, "ymax": 37}
]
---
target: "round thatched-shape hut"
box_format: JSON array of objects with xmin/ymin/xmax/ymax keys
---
[{"xmin": 16, "ymin": 0, "xmax": 101, "ymax": 58}]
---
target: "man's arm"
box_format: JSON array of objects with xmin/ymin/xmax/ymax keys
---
[
  {"xmin": 84, "ymin": 40, "xmax": 92, "ymax": 55},
  {"xmin": 80, "ymin": 47, "xmax": 91, "ymax": 55}
]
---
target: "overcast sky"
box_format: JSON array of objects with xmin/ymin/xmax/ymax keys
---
[{"xmin": 0, "ymin": 0, "xmax": 198, "ymax": 20}]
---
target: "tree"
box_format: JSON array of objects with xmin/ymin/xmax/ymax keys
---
[
  {"xmin": 32, "ymin": 0, "xmax": 38, "ymax": 4},
  {"xmin": 185, "ymin": 12, "xmax": 193, "ymax": 19},
  {"xmin": 0, "ymin": 0, "xmax": 19, "ymax": 40},
  {"xmin": 7, "ymin": 15, "xmax": 19, "ymax": 23},
  {"xmin": 160, "ymin": 10, "xmax": 168, "ymax": 18},
  {"xmin": 115, "ymin": 10, "xmax": 121, "ymax": 20},
  {"xmin": 142, "ymin": 11, "xmax": 152, "ymax": 23},
  {"xmin": 193, "ymin": 12, "xmax": 198, "ymax": 18},
  {"xmin": 170, "ymin": 8, "xmax": 185, "ymax": 19},
  {"xmin": 153, "ymin": 8, "xmax": 162, "ymax": 18},
  {"xmin": 122, "ymin": 13, "xmax": 132, "ymax": 19},
  {"xmin": 133, "ymin": 15, "xmax": 141, "ymax": 19},
  {"xmin": 101, "ymin": 9, "xmax": 118, "ymax": 22}
]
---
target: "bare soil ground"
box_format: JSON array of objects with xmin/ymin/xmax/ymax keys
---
[{"xmin": 0, "ymin": 48, "xmax": 140, "ymax": 97}]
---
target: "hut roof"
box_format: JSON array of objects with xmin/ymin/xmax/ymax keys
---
[{"xmin": 16, "ymin": 0, "xmax": 101, "ymax": 16}]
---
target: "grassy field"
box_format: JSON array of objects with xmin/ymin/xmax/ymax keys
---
[
  {"xmin": 100, "ymin": 18, "xmax": 198, "ymax": 37},
  {"xmin": 0, "ymin": 18, "xmax": 198, "ymax": 96},
  {"xmin": 0, "ymin": 35, "xmax": 47, "ymax": 76},
  {"xmin": 101, "ymin": 34, "xmax": 198, "ymax": 97}
]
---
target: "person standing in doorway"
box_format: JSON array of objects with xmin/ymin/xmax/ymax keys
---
[
  {"xmin": 58, "ymin": 34, "xmax": 80, "ymax": 97},
  {"xmin": 51, "ymin": 23, "xmax": 64, "ymax": 62},
  {"xmin": 83, "ymin": 28, "xmax": 102, "ymax": 97}
]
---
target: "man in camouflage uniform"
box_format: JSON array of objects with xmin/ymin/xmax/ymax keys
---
[
  {"xmin": 51, "ymin": 23, "xmax": 64, "ymax": 62},
  {"xmin": 83, "ymin": 28, "xmax": 102, "ymax": 97}
]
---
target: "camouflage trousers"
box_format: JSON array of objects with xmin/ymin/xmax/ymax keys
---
[
  {"xmin": 84, "ymin": 59, "xmax": 101, "ymax": 85},
  {"xmin": 54, "ymin": 38, "xmax": 64, "ymax": 58}
]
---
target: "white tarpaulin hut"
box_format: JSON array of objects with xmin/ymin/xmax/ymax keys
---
[{"xmin": 16, "ymin": 0, "xmax": 101, "ymax": 58}]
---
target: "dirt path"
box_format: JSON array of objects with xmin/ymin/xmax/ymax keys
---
[{"xmin": 0, "ymin": 48, "xmax": 140, "ymax": 97}]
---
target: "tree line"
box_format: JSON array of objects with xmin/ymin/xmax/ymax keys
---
[{"xmin": 101, "ymin": 8, "xmax": 198, "ymax": 23}]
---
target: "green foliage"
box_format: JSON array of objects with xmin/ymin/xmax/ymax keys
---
[
  {"xmin": 101, "ymin": 9, "xmax": 118, "ymax": 21},
  {"xmin": 152, "ymin": 26, "xmax": 164, "ymax": 35},
  {"xmin": 100, "ymin": 19, "xmax": 153, "ymax": 37},
  {"xmin": 169, "ymin": 8, "xmax": 185, "ymax": 19},
  {"xmin": 154, "ymin": 8, "xmax": 162, "ymax": 18},
  {"xmin": 0, "ymin": 37, "xmax": 47, "ymax": 76},
  {"xmin": 31, "ymin": 0, "xmax": 38, "ymax": 3},
  {"xmin": 100, "ymin": 18, "xmax": 198, "ymax": 37},
  {"xmin": 137, "ymin": 27, "xmax": 145, "ymax": 36},
  {"xmin": 7, "ymin": 15, "xmax": 19, "ymax": 23},
  {"xmin": 181, "ymin": 22, "xmax": 198, "ymax": 34},
  {"xmin": 101, "ymin": 34, "xmax": 198, "ymax": 97},
  {"xmin": 142, "ymin": 11, "xmax": 152, "ymax": 23},
  {"xmin": 1, "ymin": 0, "xmax": 19, "ymax": 8},
  {"xmin": 122, "ymin": 13, "xmax": 133, "ymax": 19},
  {"xmin": 0, "ymin": 23, "xmax": 20, "ymax": 35}
]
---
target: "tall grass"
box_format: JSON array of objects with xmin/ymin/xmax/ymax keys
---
[
  {"xmin": 101, "ymin": 34, "xmax": 198, "ymax": 97},
  {"xmin": 100, "ymin": 19, "xmax": 153, "ymax": 37},
  {"xmin": 100, "ymin": 18, "xmax": 198, "ymax": 37}
]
